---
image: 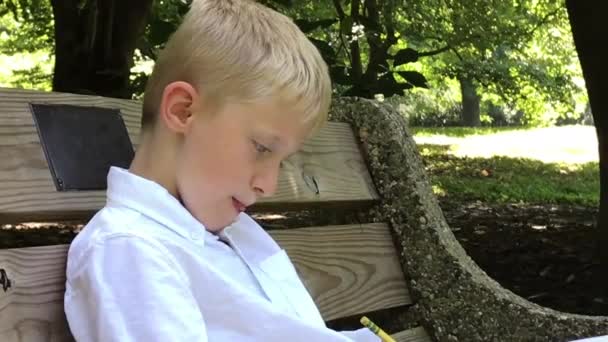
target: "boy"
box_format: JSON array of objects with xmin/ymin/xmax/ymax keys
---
[{"xmin": 64, "ymin": 0, "xmax": 381, "ymax": 341}]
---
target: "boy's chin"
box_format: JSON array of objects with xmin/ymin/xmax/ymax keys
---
[{"xmin": 204, "ymin": 216, "xmax": 238, "ymax": 233}]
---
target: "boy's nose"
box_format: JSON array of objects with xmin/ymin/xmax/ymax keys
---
[{"xmin": 252, "ymin": 164, "xmax": 280, "ymax": 198}]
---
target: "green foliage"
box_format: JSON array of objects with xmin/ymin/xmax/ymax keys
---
[
  {"xmin": 276, "ymin": 1, "xmax": 429, "ymax": 98},
  {"xmin": 412, "ymin": 126, "xmax": 531, "ymax": 138},
  {"xmin": 400, "ymin": 0, "xmax": 583, "ymax": 124},
  {"xmin": 0, "ymin": 0, "xmax": 53, "ymax": 54},
  {"xmin": 0, "ymin": 0, "xmax": 53, "ymax": 90},
  {"xmin": 8, "ymin": 64, "xmax": 51, "ymax": 89},
  {"xmin": 139, "ymin": 0, "xmax": 190, "ymax": 58},
  {"xmin": 384, "ymin": 80, "xmax": 462, "ymax": 126},
  {"xmin": 420, "ymin": 144, "xmax": 599, "ymax": 206},
  {"xmin": 0, "ymin": 0, "xmax": 588, "ymax": 127},
  {"xmin": 123, "ymin": 0, "xmax": 191, "ymax": 96}
]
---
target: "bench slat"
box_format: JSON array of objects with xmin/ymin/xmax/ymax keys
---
[
  {"xmin": 0, "ymin": 245, "xmax": 71, "ymax": 342},
  {"xmin": 272, "ymin": 223, "xmax": 412, "ymax": 321},
  {"xmin": 0, "ymin": 87, "xmax": 378, "ymax": 223},
  {"xmin": 0, "ymin": 223, "xmax": 411, "ymax": 340},
  {"xmin": 393, "ymin": 327, "xmax": 432, "ymax": 342}
]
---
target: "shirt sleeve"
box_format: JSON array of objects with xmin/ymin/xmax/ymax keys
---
[
  {"xmin": 65, "ymin": 234, "xmax": 207, "ymax": 342},
  {"xmin": 340, "ymin": 328, "xmax": 382, "ymax": 342}
]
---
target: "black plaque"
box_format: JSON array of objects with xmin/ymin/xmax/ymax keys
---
[{"xmin": 31, "ymin": 104, "xmax": 135, "ymax": 191}]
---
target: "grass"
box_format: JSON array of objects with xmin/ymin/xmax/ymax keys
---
[
  {"xmin": 412, "ymin": 126, "xmax": 531, "ymax": 137},
  {"xmin": 413, "ymin": 126, "xmax": 599, "ymax": 206}
]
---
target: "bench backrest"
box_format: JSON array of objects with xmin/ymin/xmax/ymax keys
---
[{"xmin": 0, "ymin": 88, "xmax": 421, "ymax": 342}]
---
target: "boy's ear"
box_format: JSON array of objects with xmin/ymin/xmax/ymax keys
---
[{"xmin": 159, "ymin": 81, "xmax": 200, "ymax": 134}]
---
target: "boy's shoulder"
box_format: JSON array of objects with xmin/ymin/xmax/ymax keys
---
[
  {"xmin": 66, "ymin": 204, "xmax": 173, "ymax": 272},
  {"xmin": 67, "ymin": 205, "xmax": 143, "ymax": 258}
]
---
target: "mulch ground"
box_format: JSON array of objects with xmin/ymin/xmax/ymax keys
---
[{"xmin": 438, "ymin": 198, "xmax": 607, "ymax": 316}]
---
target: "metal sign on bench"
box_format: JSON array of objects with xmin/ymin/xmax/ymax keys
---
[{"xmin": 30, "ymin": 104, "xmax": 134, "ymax": 191}]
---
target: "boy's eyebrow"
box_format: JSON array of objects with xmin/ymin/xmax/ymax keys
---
[{"xmin": 260, "ymin": 131, "xmax": 301, "ymax": 158}]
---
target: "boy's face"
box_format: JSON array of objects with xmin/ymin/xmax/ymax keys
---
[{"xmin": 175, "ymin": 98, "xmax": 311, "ymax": 232}]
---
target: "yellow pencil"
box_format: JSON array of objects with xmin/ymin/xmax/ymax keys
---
[{"xmin": 360, "ymin": 316, "xmax": 397, "ymax": 342}]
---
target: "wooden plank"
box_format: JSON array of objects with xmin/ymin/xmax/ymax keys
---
[
  {"xmin": 0, "ymin": 223, "xmax": 411, "ymax": 340},
  {"xmin": 393, "ymin": 327, "xmax": 432, "ymax": 342},
  {"xmin": 0, "ymin": 87, "xmax": 378, "ymax": 223},
  {"xmin": 270, "ymin": 223, "xmax": 412, "ymax": 321},
  {"xmin": 0, "ymin": 245, "xmax": 72, "ymax": 342}
]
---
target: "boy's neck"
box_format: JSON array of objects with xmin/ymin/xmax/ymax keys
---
[{"xmin": 129, "ymin": 130, "xmax": 179, "ymax": 199}]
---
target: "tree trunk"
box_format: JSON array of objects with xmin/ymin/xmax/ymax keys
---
[
  {"xmin": 458, "ymin": 75, "xmax": 481, "ymax": 127},
  {"xmin": 349, "ymin": 0, "xmax": 363, "ymax": 84},
  {"xmin": 50, "ymin": 0, "xmax": 152, "ymax": 98},
  {"xmin": 566, "ymin": 1, "xmax": 608, "ymax": 290}
]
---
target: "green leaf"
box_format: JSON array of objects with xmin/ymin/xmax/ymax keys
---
[
  {"xmin": 309, "ymin": 38, "xmax": 336, "ymax": 64},
  {"xmin": 393, "ymin": 48, "xmax": 419, "ymax": 66},
  {"xmin": 378, "ymin": 73, "xmax": 413, "ymax": 97},
  {"xmin": 340, "ymin": 15, "xmax": 354, "ymax": 36},
  {"xmin": 294, "ymin": 18, "xmax": 337, "ymax": 33},
  {"xmin": 397, "ymin": 71, "xmax": 429, "ymax": 88}
]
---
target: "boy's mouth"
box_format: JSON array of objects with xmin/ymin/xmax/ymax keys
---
[{"xmin": 232, "ymin": 197, "xmax": 247, "ymax": 212}]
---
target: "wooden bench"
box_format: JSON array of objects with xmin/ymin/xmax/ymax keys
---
[{"xmin": 0, "ymin": 87, "xmax": 431, "ymax": 342}]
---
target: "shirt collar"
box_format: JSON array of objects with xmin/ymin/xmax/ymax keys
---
[
  {"xmin": 221, "ymin": 213, "xmax": 282, "ymax": 265},
  {"xmin": 105, "ymin": 166, "xmax": 282, "ymax": 263},
  {"xmin": 105, "ymin": 166, "xmax": 209, "ymax": 244}
]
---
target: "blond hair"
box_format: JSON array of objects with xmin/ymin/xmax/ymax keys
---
[{"xmin": 141, "ymin": 0, "xmax": 331, "ymax": 135}]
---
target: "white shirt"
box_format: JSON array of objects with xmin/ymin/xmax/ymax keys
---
[
  {"xmin": 573, "ymin": 337, "xmax": 608, "ymax": 341},
  {"xmin": 64, "ymin": 167, "xmax": 380, "ymax": 342}
]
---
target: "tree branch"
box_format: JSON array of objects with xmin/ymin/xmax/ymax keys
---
[
  {"xmin": 450, "ymin": 47, "xmax": 464, "ymax": 62},
  {"xmin": 525, "ymin": 8, "xmax": 561, "ymax": 38},
  {"xmin": 383, "ymin": 0, "xmax": 397, "ymax": 47},
  {"xmin": 331, "ymin": 0, "xmax": 352, "ymax": 65},
  {"xmin": 362, "ymin": 0, "xmax": 387, "ymax": 82},
  {"xmin": 332, "ymin": 0, "xmax": 345, "ymax": 20},
  {"xmin": 418, "ymin": 44, "xmax": 451, "ymax": 57},
  {"xmin": 350, "ymin": 0, "xmax": 363, "ymax": 81}
]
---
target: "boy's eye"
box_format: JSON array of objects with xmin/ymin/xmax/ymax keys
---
[{"xmin": 252, "ymin": 140, "xmax": 271, "ymax": 154}]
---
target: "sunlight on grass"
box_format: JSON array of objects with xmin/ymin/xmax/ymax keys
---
[
  {"xmin": 415, "ymin": 127, "xmax": 600, "ymax": 205},
  {"xmin": 412, "ymin": 126, "xmax": 530, "ymax": 138},
  {"xmin": 414, "ymin": 126, "xmax": 598, "ymax": 164},
  {"xmin": 418, "ymin": 143, "xmax": 599, "ymax": 206},
  {"xmin": 431, "ymin": 184, "xmax": 446, "ymax": 196}
]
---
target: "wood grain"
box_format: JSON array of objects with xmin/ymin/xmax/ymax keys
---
[
  {"xmin": 0, "ymin": 87, "xmax": 378, "ymax": 223},
  {"xmin": 393, "ymin": 327, "xmax": 432, "ymax": 342},
  {"xmin": 0, "ymin": 223, "xmax": 411, "ymax": 340},
  {"xmin": 270, "ymin": 223, "xmax": 412, "ymax": 321},
  {"xmin": 0, "ymin": 245, "xmax": 72, "ymax": 342}
]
